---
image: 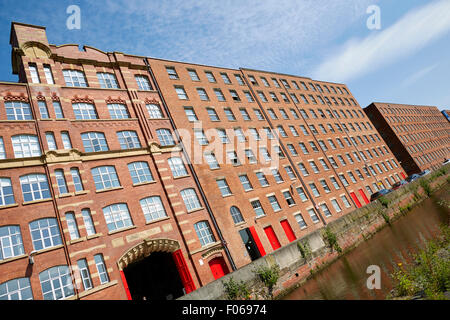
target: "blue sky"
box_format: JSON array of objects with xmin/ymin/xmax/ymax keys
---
[{"xmin": 0, "ymin": 0, "xmax": 449, "ymax": 110}]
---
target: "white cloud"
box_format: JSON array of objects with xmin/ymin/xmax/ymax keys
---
[
  {"xmin": 312, "ymin": 0, "xmax": 450, "ymax": 82},
  {"xmin": 401, "ymin": 63, "xmax": 439, "ymax": 88}
]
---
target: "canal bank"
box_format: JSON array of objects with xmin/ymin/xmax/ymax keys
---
[{"xmin": 179, "ymin": 165, "xmax": 450, "ymax": 300}]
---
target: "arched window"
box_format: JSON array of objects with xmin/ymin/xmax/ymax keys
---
[
  {"xmin": 5, "ymin": 101, "xmax": 32, "ymax": 120},
  {"xmin": 20, "ymin": 174, "xmax": 50, "ymax": 202},
  {"xmin": 0, "ymin": 177, "xmax": 15, "ymax": 206},
  {"xmin": 97, "ymin": 72, "xmax": 119, "ymax": 89},
  {"xmin": 230, "ymin": 206, "xmax": 244, "ymax": 224},
  {"xmin": 139, "ymin": 196, "xmax": 167, "ymax": 223},
  {"xmin": 39, "ymin": 266, "xmax": 74, "ymax": 300},
  {"xmin": 29, "ymin": 218, "xmax": 62, "ymax": 251},
  {"xmin": 102, "ymin": 203, "xmax": 133, "ymax": 232},
  {"xmin": 107, "ymin": 103, "xmax": 129, "ymax": 119},
  {"xmin": 11, "ymin": 135, "xmax": 41, "ymax": 158},
  {"xmin": 194, "ymin": 221, "xmax": 215, "ymax": 247},
  {"xmin": 91, "ymin": 166, "xmax": 120, "ymax": 191},
  {"xmin": 156, "ymin": 129, "xmax": 175, "ymax": 146},
  {"xmin": 65, "ymin": 212, "xmax": 79, "ymax": 240},
  {"xmin": 127, "ymin": 161, "xmax": 153, "ymax": 184},
  {"xmin": 117, "ymin": 130, "xmax": 141, "ymax": 149},
  {"xmin": 180, "ymin": 188, "xmax": 201, "ymax": 212},
  {"xmin": 81, "ymin": 132, "xmax": 108, "ymax": 152},
  {"xmin": 81, "ymin": 209, "xmax": 96, "ymax": 236},
  {"xmin": 72, "ymin": 103, "xmax": 98, "ymax": 120},
  {"xmin": 63, "ymin": 69, "xmax": 87, "ymax": 87},
  {"xmin": 0, "ymin": 277, "xmax": 33, "ymax": 300},
  {"xmin": 0, "ymin": 225, "xmax": 24, "ymax": 260},
  {"xmin": 146, "ymin": 103, "xmax": 163, "ymax": 118},
  {"xmin": 168, "ymin": 157, "xmax": 188, "ymax": 178}
]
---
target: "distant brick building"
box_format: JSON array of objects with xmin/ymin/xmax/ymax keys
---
[
  {"xmin": 364, "ymin": 102, "xmax": 450, "ymax": 175},
  {"xmin": 0, "ymin": 22, "xmax": 406, "ymax": 300}
]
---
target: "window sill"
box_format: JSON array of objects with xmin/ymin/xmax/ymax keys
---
[
  {"xmin": 68, "ymin": 237, "xmax": 86, "ymax": 245},
  {"xmin": 87, "ymin": 233, "xmax": 102, "ymax": 240},
  {"xmin": 187, "ymin": 207, "xmax": 205, "ymax": 214},
  {"xmin": 234, "ymin": 221, "xmax": 247, "ymax": 227},
  {"xmin": 145, "ymin": 216, "xmax": 170, "ymax": 225},
  {"xmin": 173, "ymin": 175, "xmax": 190, "ymax": 180},
  {"xmin": 77, "ymin": 280, "xmax": 118, "ymax": 299},
  {"xmin": 22, "ymin": 198, "xmax": 53, "ymax": 206},
  {"xmin": 132, "ymin": 180, "xmax": 156, "ymax": 187},
  {"xmin": 255, "ymin": 215, "xmax": 266, "ymax": 221},
  {"xmin": 0, "ymin": 253, "xmax": 27, "ymax": 265},
  {"xmin": 95, "ymin": 186, "xmax": 123, "ymax": 194},
  {"xmin": 57, "ymin": 192, "xmax": 74, "ymax": 199},
  {"xmin": 34, "ymin": 244, "xmax": 64, "ymax": 256},
  {"xmin": 107, "ymin": 225, "xmax": 136, "ymax": 235},
  {"xmin": 75, "ymin": 190, "xmax": 88, "ymax": 196},
  {"xmin": 0, "ymin": 203, "xmax": 19, "ymax": 210}
]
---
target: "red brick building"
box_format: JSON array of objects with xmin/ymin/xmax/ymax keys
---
[
  {"xmin": 364, "ymin": 102, "xmax": 450, "ymax": 175},
  {"xmin": 0, "ymin": 22, "xmax": 406, "ymax": 300}
]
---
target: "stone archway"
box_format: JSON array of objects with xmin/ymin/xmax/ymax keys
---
[{"xmin": 117, "ymin": 238, "xmax": 180, "ymax": 271}]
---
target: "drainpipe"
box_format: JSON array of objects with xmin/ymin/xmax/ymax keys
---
[{"xmin": 143, "ymin": 58, "xmax": 237, "ymax": 272}]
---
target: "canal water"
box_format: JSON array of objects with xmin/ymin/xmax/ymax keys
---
[{"xmin": 283, "ymin": 184, "xmax": 450, "ymax": 300}]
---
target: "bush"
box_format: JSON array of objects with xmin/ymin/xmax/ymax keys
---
[
  {"xmin": 253, "ymin": 264, "xmax": 280, "ymax": 300},
  {"xmin": 222, "ymin": 277, "xmax": 251, "ymax": 300},
  {"xmin": 379, "ymin": 196, "xmax": 389, "ymax": 208},
  {"xmin": 297, "ymin": 241, "xmax": 312, "ymax": 260},
  {"xmin": 420, "ymin": 179, "xmax": 432, "ymax": 197},
  {"xmin": 324, "ymin": 227, "xmax": 342, "ymax": 254}
]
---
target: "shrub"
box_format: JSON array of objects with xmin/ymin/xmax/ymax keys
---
[
  {"xmin": 253, "ymin": 264, "xmax": 280, "ymax": 300},
  {"xmin": 379, "ymin": 196, "xmax": 389, "ymax": 208},
  {"xmin": 420, "ymin": 179, "xmax": 432, "ymax": 197},
  {"xmin": 297, "ymin": 241, "xmax": 312, "ymax": 260},
  {"xmin": 324, "ymin": 227, "xmax": 342, "ymax": 254},
  {"xmin": 222, "ymin": 277, "xmax": 251, "ymax": 300}
]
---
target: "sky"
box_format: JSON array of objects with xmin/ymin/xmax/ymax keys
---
[{"xmin": 0, "ymin": 0, "xmax": 449, "ymax": 110}]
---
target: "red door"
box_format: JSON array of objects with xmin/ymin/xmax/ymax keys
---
[
  {"xmin": 249, "ymin": 226, "xmax": 266, "ymax": 257},
  {"xmin": 358, "ymin": 189, "xmax": 370, "ymax": 204},
  {"xmin": 208, "ymin": 257, "xmax": 230, "ymax": 280},
  {"xmin": 280, "ymin": 220, "xmax": 296, "ymax": 242},
  {"xmin": 264, "ymin": 226, "xmax": 281, "ymax": 250},
  {"xmin": 350, "ymin": 192, "xmax": 362, "ymax": 208},
  {"xmin": 400, "ymin": 172, "xmax": 406, "ymax": 179},
  {"xmin": 172, "ymin": 249, "xmax": 196, "ymax": 294},
  {"xmin": 120, "ymin": 270, "xmax": 132, "ymax": 300}
]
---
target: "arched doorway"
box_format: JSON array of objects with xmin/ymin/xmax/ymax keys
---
[
  {"xmin": 208, "ymin": 257, "xmax": 230, "ymax": 280},
  {"xmin": 117, "ymin": 238, "xmax": 196, "ymax": 300}
]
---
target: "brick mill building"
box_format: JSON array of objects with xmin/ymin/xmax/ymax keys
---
[
  {"xmin": 0, "ymin": 22, "xmax": 407, "ymax": 300},
  {"xmin": 364, "ymin": 103, "xmax": 450, "ymax": 175}
]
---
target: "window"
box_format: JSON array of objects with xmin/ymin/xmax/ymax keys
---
[
  {"xmin": 227, "ymin": 151, "xmax": 240, "ymax": 166},
  {"xmin": 196, "ymin": 88, "xmax": 209, "ymax": 101},
  {"xmin": 55, "ymin": 170, "xmax": 68, "ymax": 194},
  {"xmin": 253, "ymin": 108, "xmax": 264, "ymax": 120},
  {"xmin": 156, "ymin": 129, "xmax": 175, "ymax": 146},
  {"xmin": 214, "ymin": 88, "xmax": 226, "ymax": 101},
  {"xmin": 283, "ymin": 191, "xmax": 296, "ymax": 206},
  {"xmin": 268, "ymin": 195, "xmax": 281, "ymax": 212},
  {"xmin": 63, "ymin": 69, "xmax": 87, "ymax": 87},
  {"xmin": 309, "ymin": 161, "xmax": 320, "ymax": 173},
  {"xmin": 320, "ymin": 180, "xmax": 331, "ymax": 193},
  {"xmin": 257, "ymin": 91, "xmax": 268, "ymax": 102},
  {"xmin": 235, "ymin": 74, "xmax": 245, "ymax": 85},
  {"xmin": 290, "ymin": 109, "xmax": 299, "ymax": 119},
  {"xmin": 239, "ymin": 175, "xmax": 253, "ymax": 191},
  {"xmin": 321, "ymin": 203, "xmax": 332, "ymax": 217},
  {"xmin": 128, "ymin": 162, "xmax": 154, "ymax": 185},
  {"xmin": 249, "ymin": 128, "xmax": 261, "ymax": 141},
  {"xmin": 339, "ymin": 174, "xmax": 349, "ymax": 187},
  {"xmin": 277, "ymin": 125, "xmax": 287, "ymax": 137},
  {"xmin": 296, "ymin": 187, "xmax": 308, "ymax": 201},
  {"xmin": 77, "ymin": 259, "xmax": 93, "ymax": 291},
  {"xmin": 52, "ymin": 101, "xmax": 64, "ymax": 119},
  {"xmin": 251, "ymin": 200, "xmax": 265, "ymax": 217},
  {"xmin": 29, "ymin": 218, "xmax": 62, "ymax": 250},
  {"xmin": 230, "ymin": 206, "xmax": 244, "ymax": 224},
  {"xmin": 175, "ymin": 86, "xmax": 188, "ymax": 100},
  {"xmin": 295, "ymin": 214, "xmax": 307, "ymax": 229},
  {"xmin": 205, "ymin": 71, "xmax": 216, "ymax": 83},
  {"xmin": 81, "ymin": 132, "xmax": 108, "ymax": 152},
  {"xmin": 309, "ymin": 141, "xmax": 319, "ymax": 152},
  {"xmin": 206, "ymin": 108, "xmax": 220, "ymax": 121},
  {"xmin": 45, "ymin": 132, "xmax": 57, "ymax": 150},
  {"xmin": 319, "ymin": 159, "xmax": 330, "ymax": 171},
  {"xmin": 72, "ymin": 103, "xmax": 98, "ymax": 120},
  {"xmin": 38, "ymin": 101, "xmax": 49, "ymax": 119},
  {"xmin": 107, "ymin": 104, "xmax": 130, "ymax": 119},
  {"xmin": 39, "ymin": 266, "xmax": 74, "ymax": 300},
  {"xmin": 65, "ymin": 212, "xmax": 79, "ymax": 240},
  {"xmin": 256, "ymin": 172, "xmax": 269, "ymax": 187},
  {"xmin": 330, "ymin": 177, "xmax": 340, "ymax": 190},
  {"xmin": 287, "ymin": 144, "xmax": 298, "ymax": 156},
  {"xmin": 244, "ymin": 91, "xmax": 255, "ymax": 102},
  {"xmin": 93, "ymin": 254, "xmax": 110, "ymax": 284},
  {"xmin": 0, "ymin": 278, "xmax": 32, "ymax": 300},
  {"xmin": 217, "ymin": 179, "xmax": 232, "ymax": 196},
  {"xmin": 239, "ymin": 108, "xmax": 251, "ymax": 121},
  {"xmin": 298, "ymin": 142, "xmax": 309, "ymax": 154},
  {"xmin": 245, "ymin": 149, "xmax": 257, "ymax": 164},
  {"xmin": 259, "ymin": 147, "xmax": 271, "ymax": 162},
  {"xmin": 234, "ymin": 128, "xmax": 246, "ymax": 142},
  {"xmin": 229, "ymin": 90, "xmax": 240, "ymax": 101},
  {"xmin": 29, "ymin": 63, "xmax": 40, "ymax": 83},
  {"xmin": 166, "ymin": 67, "xmax": 179, "ymax": 79},
  {"xmin": 140, "ymin": 196, "xmax": 168, "ymax": 223},
  {"xmin": 220, "ymin": 73, "xmax": 231, "ymax": 84},
  {"xmin": 224, "ymin": 108, "xmax": 236, "ymax": 121},
  {"xmin": 146, "ymin": 104, "xmax": 164, "ymax": 119},
  {"xmin": 168, "ymin": 157, "xmax": 188, "ymax": 177},
  {"xmin": 5, "ymin": 101, "xmax": 33, "ymax": 120},
  {"xmin": 272, "ymin": 169, "xmax": 284, "ymax": 183},
  {"xmin": 0, "ymin": 225, "xmax": 24, "ymax": 261},
  {"xmin": 0, "ymin": 178, "xmax": 15, "ymax": 206},
  {"xmin": 20, "ymin": 174, "xmax": 50, "ymax": 202},
  {"xmin": 81, "ymin": 209, "xmax": 95, "ymax": 236},
  {"xmin": 91, "ymin": 166, "xmax": 120, "ymax": 191},
  {"xmin": 289, "ymin": 126, "xmax": 299, "ymax": 137},
  {"xmin": 271, "ymin": 78, "xmax": 280, "ymax": 87},
  {"xmin": 194, "ymin": 221, "xmax": 216, "ymax": 247},
  {"xmin": 0, "ymin": 138, "xmax": 5, "ymax": 160},
  {"xmin": 188, "ymin": 69, "xmax": 200, "ymax": 81},
  {"xmin": 194, "ymin": 130, "xmax": 209, "ymax": 145},
  {"xmin": 102, "ymin": 203, "xmax": 133, "ymax": 232},
  {"xmin": 341, "ymin": 195, "xmax": 351, "ymax": 208},
  {"xmin": 284, "ymin": 166, "xmax": 296, "ymax": 180},
  {"xmin": 97, "ymin": 72, "xmax": 119, "ymax": 89},
  {"xmin": 180, "ymin": 188, "xmax": 202, "ymax": 211},
  {"xmin": 117, "ymin": 131, "xmax": 141, "ymax": 149},
  {"xmin": 308, "ymin": 209, "xmax": 320, "ymax": 223},
  {"xmin": 309, "ymin": 183, "xmax": 320, "ymax": 197},
  {"xmin": 133, "ymin": 75, "xmax": 152, "ymax": 91},
  {"xmin": 204, "ymin": 153, "xmax": 220, "ymax": 169}
]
